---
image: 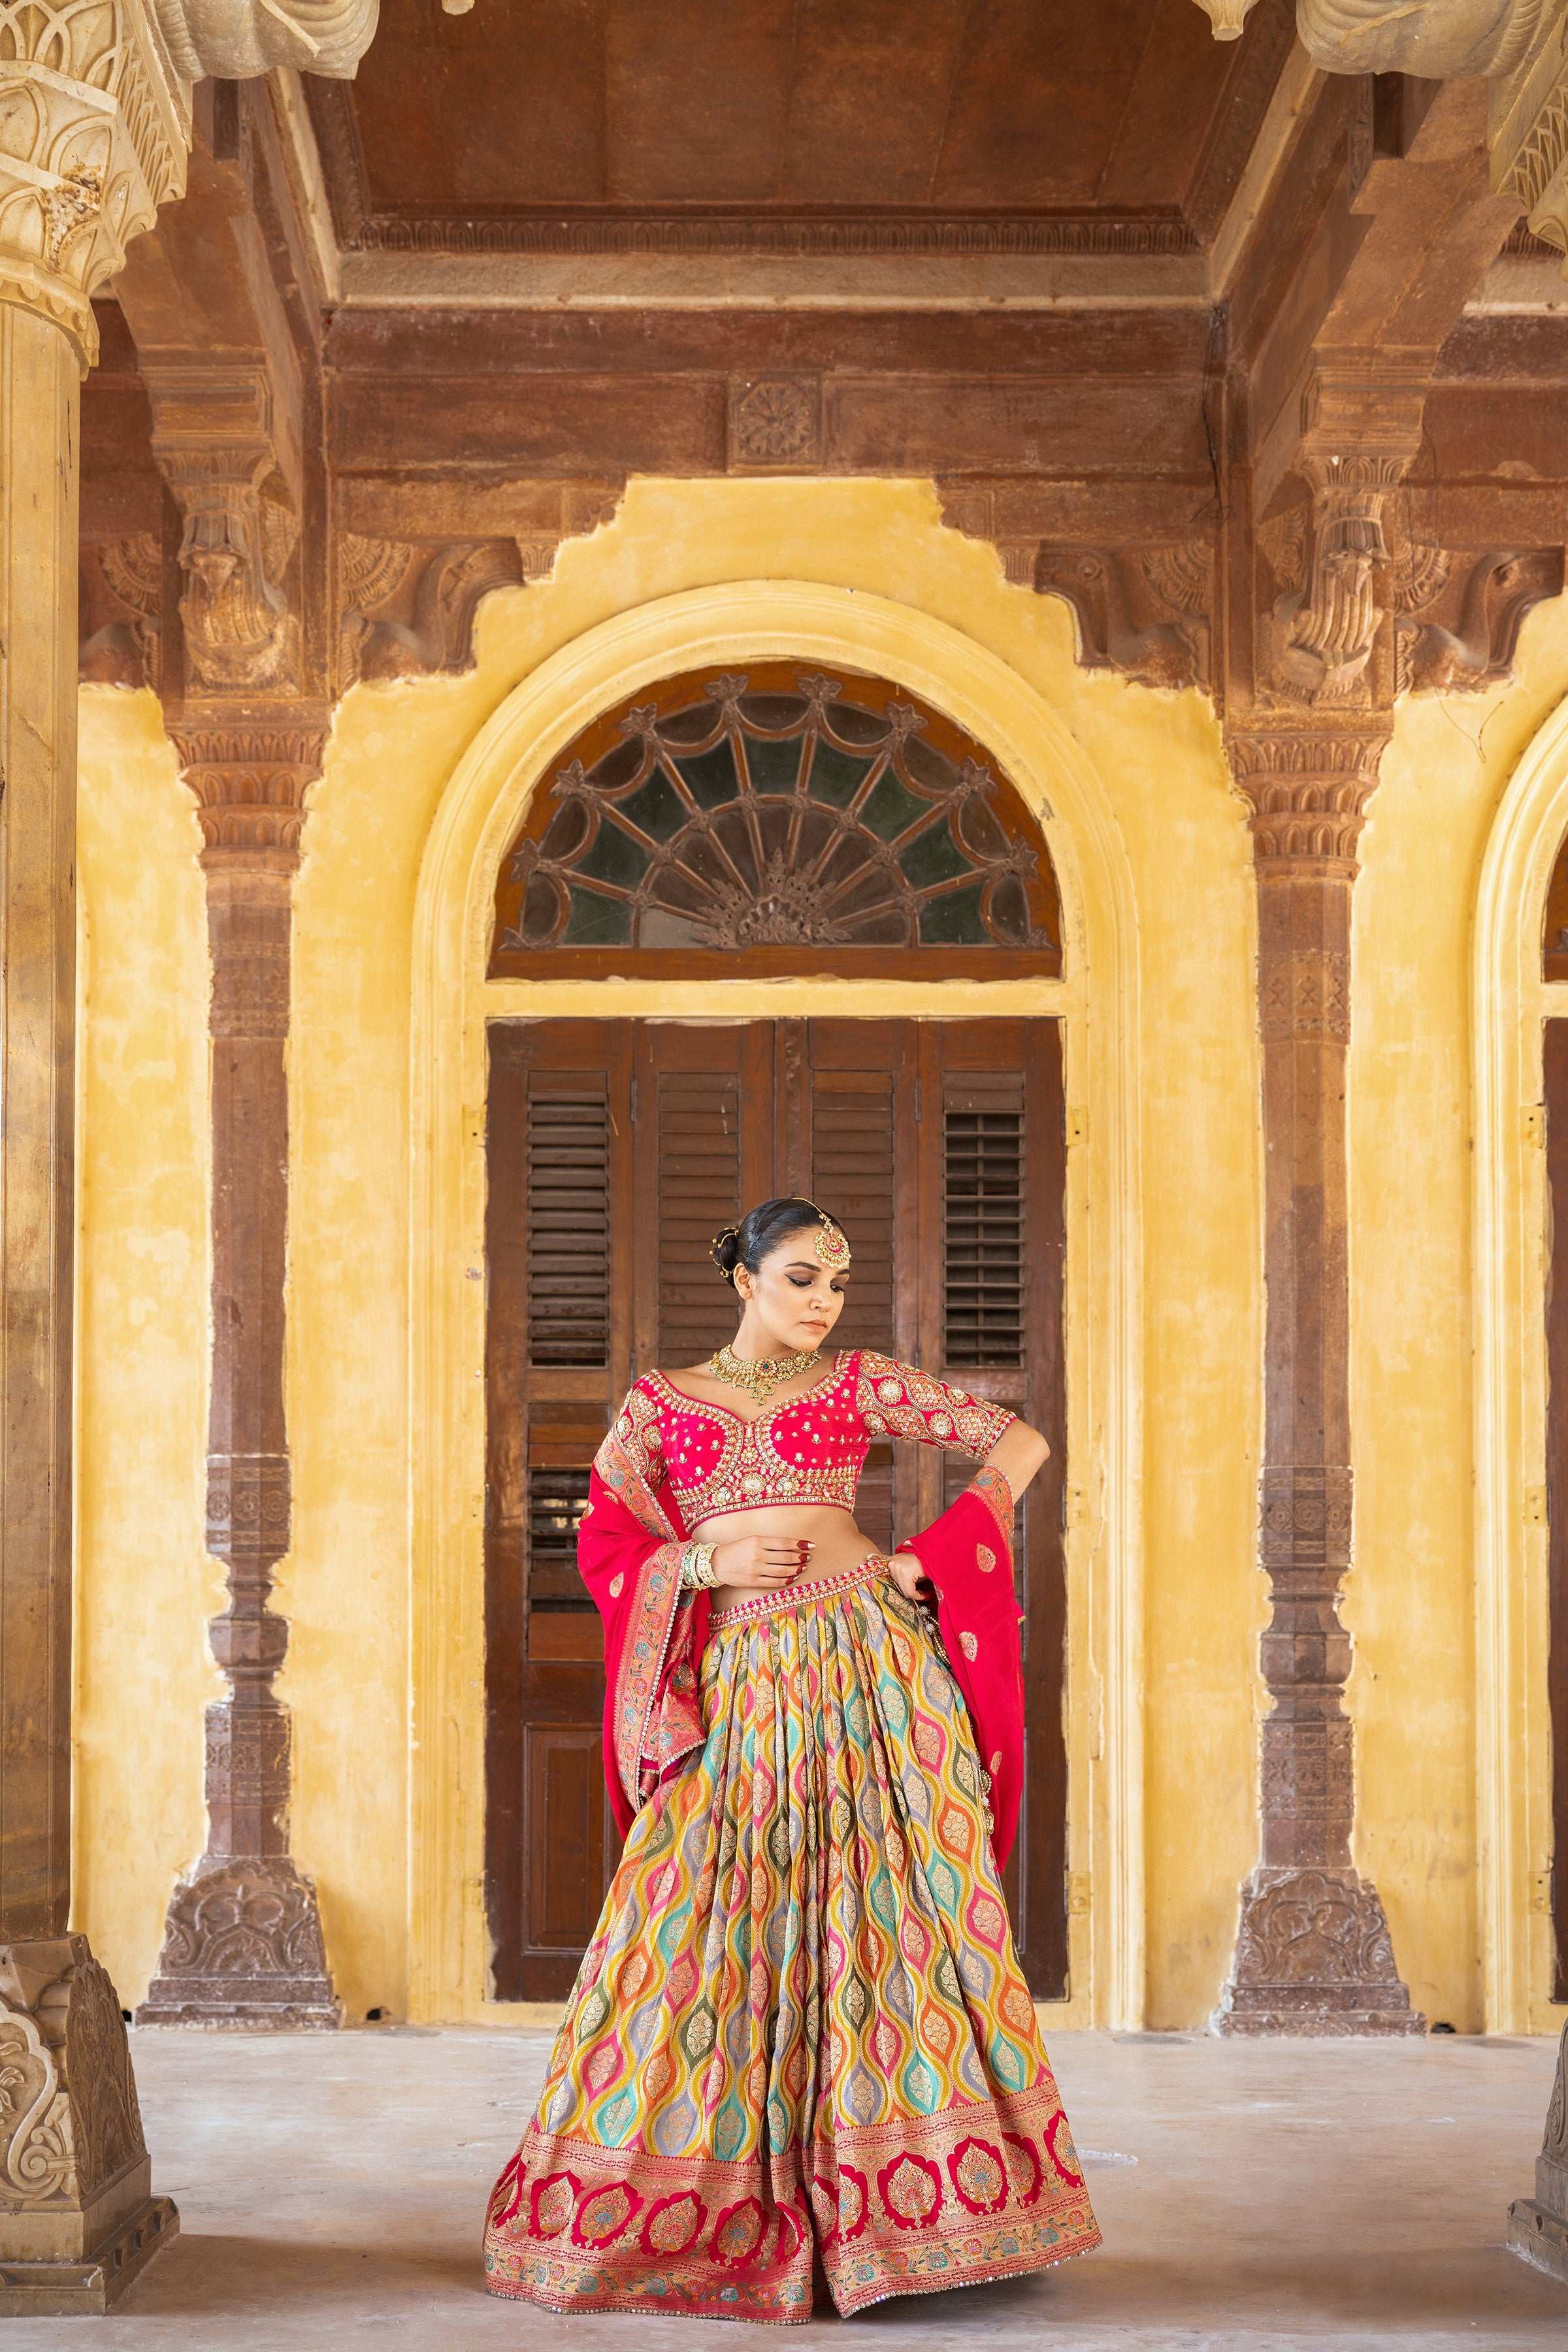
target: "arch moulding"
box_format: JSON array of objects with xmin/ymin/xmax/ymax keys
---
[
  {"xmin": 1474, "ymin": 689, "xmax": 1568, "ymax": 2034},
  {"xmin": 406, "ymin": 580, "xmax": 1145, "ymax": 2028}
]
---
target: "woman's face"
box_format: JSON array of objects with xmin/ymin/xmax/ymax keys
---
[{"xmin": 734, "ymin": 1227, "xmax": 849, "ymax": 1354}]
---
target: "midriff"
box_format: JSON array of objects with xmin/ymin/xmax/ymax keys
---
[{"xmin": 691, "ymin": 1503, "xmax": 879, "ymax": 1613}]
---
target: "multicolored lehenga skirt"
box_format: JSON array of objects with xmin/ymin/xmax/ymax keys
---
[{"xmin": 483, "ymin": 1559, "xmax": 1100, "ymax": 2322}]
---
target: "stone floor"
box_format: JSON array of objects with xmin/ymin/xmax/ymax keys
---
[{"xmin": 7, "ymin": 2027, "xmax": 1566, "ymax": 2349}]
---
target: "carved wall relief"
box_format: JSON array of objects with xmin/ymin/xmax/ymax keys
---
[
  {"xmin": 78, "ymin": 535, "xmax": 162, "ymax": 687},
  {"xmin": 336, "ymin": 536, "xmax": 530, "ymax": 687},
  {"xmin": 1394, "ymin": 544, "xmax": 1565, "ymax": 693},
  {"xmin": 174, "ymin": 478, "xmax": 299, "ymax": 694},
  {"xmin": 727, "ymin": 375, "xmax": 823, "ymax": 471},
  {"xmin": 1258, "ymin": 461, "xmax": 1409, "ymax": 708},
  {"xmin": 1034, "ymin": 546, "xmax": 1212, "ymax": 691},
  {"xmin": 140, "ymin": 363, "xmax": 302, "ymax": 698}
]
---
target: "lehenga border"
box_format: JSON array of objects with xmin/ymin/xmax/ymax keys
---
[{"xmin": 484, "ymin": 2081, "xmax": 1101, "ymax": 2325}]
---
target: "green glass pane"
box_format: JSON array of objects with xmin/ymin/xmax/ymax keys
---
[
  {"xmin": 807, "ymin": 742, "xmax": 874, "ymax": 808},
  {"xmin": 578, "ymin": 819, "xmax": 649, "ymax": 889},
  {"xmin": 563, "ymin": 887, "xmax": 633, "ymax": 945},
  {"xmin": 898, "ymin": 819, "xmax": 970, "ymax": 889},
  {"xmin": 672, "ymin": 740, "xmax": 740, "ymax": 808},
  {"xmin": 918, "ymin": 884, "xmax": 988, "ymax": 946},
  {"xmin": 616, "ymin": 766, "xmax": 687, "ymax": 841},
  {"xmin": 860, "ymin": 768, "xmax": 930, "ymax": 840},
  {"xmin": 745, "ymin": 734, "xmax": 804, "ymax": 797}
]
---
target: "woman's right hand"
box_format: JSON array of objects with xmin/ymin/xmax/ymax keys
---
[{"xmin": 710, "ymin": 1534, "xmax": 812, "ymax": 1591}]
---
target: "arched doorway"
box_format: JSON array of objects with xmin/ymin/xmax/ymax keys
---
[{"xmin": 480, "ymin": 664, "xmax": 1071, "ymax": 2002}]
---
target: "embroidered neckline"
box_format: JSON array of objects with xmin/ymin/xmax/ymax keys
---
[{"xmin": 645, "ymin": 1353, "xmax": 852, "ymax": 1433}]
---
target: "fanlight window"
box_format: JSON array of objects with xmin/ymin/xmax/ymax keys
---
[{"xmin": 489, "ymin": 663, "xmax": 1062, "ymax": 979}]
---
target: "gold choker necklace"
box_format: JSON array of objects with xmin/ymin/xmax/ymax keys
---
[{"xmin": 708, "ymin": 1343, "xmax": 823, "ymax": 1406}]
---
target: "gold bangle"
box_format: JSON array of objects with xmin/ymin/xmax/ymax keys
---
[{"xmin": 679, "ymin": 1543, "xmax": 719, "ymax": 1591}]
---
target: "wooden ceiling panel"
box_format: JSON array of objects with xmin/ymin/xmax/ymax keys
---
[
  {"xmin": 351, "ymin": 0, "xmax": 609, "ymax": 208},
  {"xmin": 929, "ymin": 0, "xmax": 1162, "ymax": 207},
  {"xmin": 775, "ymin": 0, "xmax": 973, "ymax": 207},
  {"xmin": 1096, "ymin": 0, "xmax": 1246, "ymax": 209},
  {"xmin": 336, "ymin": 0, "xmax": 1287, "ymax": 235},
  {"xmin": 602, "ymin": 0, "xmax": 798, "ymax": 204}
]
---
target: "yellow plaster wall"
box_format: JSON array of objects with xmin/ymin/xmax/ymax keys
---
[
  {"xmin": 66, "ymin": 487, "xmax": 1568, "ymax": 2034},
  {"xmin": 1348, "ymin": 595, "xmax": 1568, "ymax": 2033},
  {"xmin": 73, "ymin": 687, "xmax": 216, "ymax": 2006},
  {"xmin": 285, "ymin": 478, "xmax": 1262, "ymax": 2026}
]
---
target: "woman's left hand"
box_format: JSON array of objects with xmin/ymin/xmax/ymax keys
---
[{"xmin": 889, "ymin": 1550, "xmax": 933, "ymax": 1604}]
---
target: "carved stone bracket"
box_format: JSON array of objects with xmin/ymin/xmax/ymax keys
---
[
  {"xmin": 142, "ymin": 365, "xmax": 301, "ymax": 696},
  {"xmin": 933, "ymin": 490, "xmax": 1215, "ymax": 689},
  {"xmin": 1034, "ymin": 544, "xmax": 1212, "ymax": 690},
  {"xmin": 0, "ymin": 1936, "xmax": 178, "ymax": 2310},
  {"xmin": 79, "ymin": 534, "xmax": 163, "ymax": 687},
  {"xmin": 1509, "ymin": 2016, "xmax": 1568, "ymax": 2280},
  {"xmin": 1394, "ymin": 542, "xmax": 1565, "ymax": 693},
  {"xmin": 337, "ymin": 536, "xmax": 531, "ymax": 687}
]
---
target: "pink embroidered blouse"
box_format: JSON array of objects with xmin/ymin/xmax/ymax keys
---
[{"xmin": 618, "ymin": 1348, "xmax": 1015, "ymax": 1526}]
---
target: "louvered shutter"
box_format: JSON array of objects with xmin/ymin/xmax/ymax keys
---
[
  {"xmin": 484, "ymin": 1022, "xmax": 632, "ymax": 1999},
  {"xmin": 634, "ymin": 1024, "xmax": 774, "ymax": 1377},
  {"xmin": 919, "ymin": 1021, "xmax": 1068, "ymax": 1998}
]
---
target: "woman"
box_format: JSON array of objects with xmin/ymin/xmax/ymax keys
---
[{"xmin": 484, "ymin": 1197, "xmax": 1100, "ymax": 2322}]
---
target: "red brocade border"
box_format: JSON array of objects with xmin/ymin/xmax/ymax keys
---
[{"xmin": 483, "ymin": 2079, "xmax": 1101, "ymax": 2322}]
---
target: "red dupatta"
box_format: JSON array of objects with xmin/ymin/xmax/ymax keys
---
[
  {"xmin": 909, "ymin": 1465, "xmax": 1026, "ymax": 1867},
  {"xmin": 580, "ymin": 1386, "xmax": 710, "ymax": 1837},
  {"xmin": 580, "ymin": 1388, "xmax": 1026, "ymax": 1865}
]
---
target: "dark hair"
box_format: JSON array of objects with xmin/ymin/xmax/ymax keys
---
[{"xmin": 710, "ymin": 1198, "xmax": 845, "ymax": 1289}]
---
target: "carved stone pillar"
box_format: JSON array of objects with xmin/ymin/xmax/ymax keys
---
[
  {"xmin": 139, "ymin": 717, "xmax": 340, "ymax": 2029},
  {"xmin": 1213, "ymin": 730, "xmax": 1426, "ymax": 2036},
  {"xmin": 0, "ymin": 0, "xmax": 186, "ymax": 2310},
  {"xmin": 1508, "ymin": 2017, "xmax": 1568, "ymax": 2280}
]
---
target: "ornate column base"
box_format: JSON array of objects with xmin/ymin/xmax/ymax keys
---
[
  {"xmin": 137, "ymin": 1857, "xmax": 340, "ymax": 2030},
  {"xmin": 0, "ymin": 1935, "xmax": 178, "ymax": 2313},
  {"xmin": 1211, "ymin": 1867, "xmax": 1428, "ymax": 2036},
  {"xmin": 1507, "ymin": 2019, "xmax": 1568, "ymax": 2284}
]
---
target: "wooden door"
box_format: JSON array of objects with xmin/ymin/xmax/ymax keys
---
[{"xmin": 485, "ymin": 1017, "xmax": 1068, "ymax": 2001}]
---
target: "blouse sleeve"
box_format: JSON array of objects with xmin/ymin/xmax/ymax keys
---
[
  {"xmin": 854, "ymin": 1350, "xmax": 1017, "ymax": 1458},
  {"xmin": 595, "ymin": 1378, "xmax": 667, "ymax": 1493}
]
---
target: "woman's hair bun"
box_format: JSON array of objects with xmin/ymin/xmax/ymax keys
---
[{"xmin": 709, "ymin": 1224, "xmax": 743, "ymax": 1281}]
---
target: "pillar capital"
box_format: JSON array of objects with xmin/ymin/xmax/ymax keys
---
[
  {"xmin": 169, "ymin": 708, "xmax": 329, "ymax": 860},
  {"xmin": 1224, "ymin": 727, "xmax": 1390, "ymax": 877},
  {"xmin": 0, "ymin": 0, "xmax": 189, "ymax": 369}
]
